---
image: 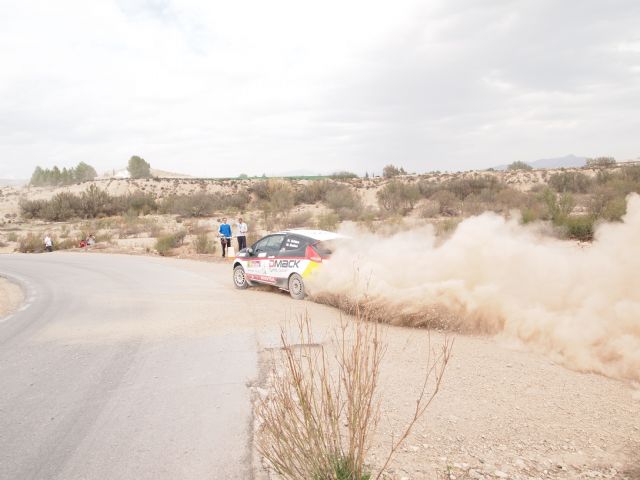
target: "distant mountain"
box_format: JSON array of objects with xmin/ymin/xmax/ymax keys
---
[
  {"xmin": 529, "ymin": 154, "xmax": 586, "ymax": 169},
  {"xmin": 494, "ymin": 154, "xmax": 586, "ymax": 170}
]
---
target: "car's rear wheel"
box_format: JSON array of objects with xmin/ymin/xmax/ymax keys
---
[
  {"xmin": 288, "ymin": 273, "xmax": 305, "ymax": 300},
  {"xmin": 233, "ymin": 265, "xmax": 250, "ymax": 289}
]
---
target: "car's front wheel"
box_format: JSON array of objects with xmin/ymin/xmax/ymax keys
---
[
  {"xmin": 233, "ymin": 265, "xmax": 250, "ymax": 289},
  {"xmin": 288, "ymin": 273, "xmax": 305, "ymax": 300}
]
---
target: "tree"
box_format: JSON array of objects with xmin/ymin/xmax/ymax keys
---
[
  {"xmin": 128, "ymin": 156, "xmax": 151, "ymax": 178},
  {"xmin": 383, "ymin": 164, "xmax": 406, "ymax": 178},
  {"xmin": 507, "ymin": 161, "xmax": 532, "ymax": 171},
  {"xmin": 30, "ymin": 167, "xmax": 45, "ymax": 186},
  {"xmin": 29, "ymin": 162, "xmax": 98, "ymax": 186},
  {"xmin": 586, "ymin": 157, "xmax": 616, "ymax": 168},
  {"xmin": 75, "ymin": 162, "xmax": 98, "ymax": 182}
]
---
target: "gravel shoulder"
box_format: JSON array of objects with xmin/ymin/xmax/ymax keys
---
[{"xmin": 0, "ymin": 275, "xmax": 24, "ymax": 318}]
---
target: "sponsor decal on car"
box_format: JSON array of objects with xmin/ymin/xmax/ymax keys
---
[
  {"xmin": 269, "ymin": 259, "xmax": 301, "ymax": 269},
  {"xmin": 247, "ymin": 274, "xmax": 277, "ymax": 283}
]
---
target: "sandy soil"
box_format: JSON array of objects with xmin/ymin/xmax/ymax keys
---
[
  {"xmin": 255, "ymin": 316, "xmax": 640, "ymax": 480},
  {"xmin": 0, "ymin": 276, "xmax": 24, "ymax": 318}
]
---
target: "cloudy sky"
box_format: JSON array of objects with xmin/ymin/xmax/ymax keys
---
[{"xmin": 1, "ymin": 0, "xmax": 639, "ymax": 179}]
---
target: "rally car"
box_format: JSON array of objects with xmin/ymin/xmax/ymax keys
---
[{"xmin": 232, "ymin": 229, "xmax": 344, "ymax": 299}]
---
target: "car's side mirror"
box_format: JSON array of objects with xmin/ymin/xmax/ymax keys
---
[{"xmin": 247, "ymin": 247, "xmax": 254, "ymax": 255}]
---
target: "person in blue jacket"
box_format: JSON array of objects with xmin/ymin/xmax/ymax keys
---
[{"xmin": 218, "ymin": 217, "xmax": 232, "ymax": 257}]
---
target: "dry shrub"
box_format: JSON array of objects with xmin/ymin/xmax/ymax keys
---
[
  {"xmin": 19, "ymin": 186, "xmax": 157, "ymax": 221},
  {"xmin": 431, "ymin": 190, "xmax": 460, "ymax": 216},
  {"xmin": 548, "ymin": 171, "xmax": 592, "ymax": 193},
  {"xmin": 418, "ymin": 199, "xmax": 440, "ymax": 218},
  {"xmin": 117, "ymin": 215, "xmax": 159, "ymax": 238},
  {"xmin": 316, "ymin": 212, "xmax": 340, "ymax": 232},
  {"xmin": 296, "ymin": 181, "xmax": 332, "ymax": 204},
  {"xmin": 161, "ymin": 191, "xmax": 250, "ymax": 217},
  {"xmin": 17, "ymin": 233, "xmax": 44, "ymax": 253},
  {"xmin": 286, "ymin": 210, "xmax": 313, "ymax": 229},
  {"xmin": 256, "ymin": 310, "xmax": 452, "ymax": 480},
  {"xmin": 194, "ymin": 232, "xmax": 216, "ymax": 254},
  {"xmin": 256, "ymin": 180, "xmax": 296, "ymax": 228},
  {"xmin": 325, "ymin": 185, "xmax": 362, "ymax": 212},
  {"xmin": 155, "ymin": 230, "xmax": 187, "ymax": 256},
  {"xmin": 376, "ymin": 181, "xmax": 420, "ymax": 215}
]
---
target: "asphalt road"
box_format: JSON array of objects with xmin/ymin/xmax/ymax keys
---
[{"xmin": 0, "ymin": 252, "xmax": 313, "ymax": 480}]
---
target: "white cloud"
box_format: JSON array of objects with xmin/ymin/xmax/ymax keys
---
[{"xmin": 0, "ymin": 0, "xmax": 639, "ymax": 178}]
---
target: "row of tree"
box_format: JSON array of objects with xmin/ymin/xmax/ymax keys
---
[
  {"xmin": 29, "ymin": 156, "xmax": 153, "ymax": 187},
  {"xmin": 30, "ymin": 162, "xmax": 98, "ymax": 186}
]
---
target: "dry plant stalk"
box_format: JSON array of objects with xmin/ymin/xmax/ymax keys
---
[{"xmin": 256, "ymin": 306, "xmax": 453, "ymax": 480}]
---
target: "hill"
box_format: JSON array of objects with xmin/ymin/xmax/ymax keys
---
[{"xmin": 494, "ymin": 154, "xmax": 586, "ymax": 170}]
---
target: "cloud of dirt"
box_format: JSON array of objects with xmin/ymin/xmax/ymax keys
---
[{"xmin": 308, "ymin": 194, "xmax": 640, "ymax": 382}]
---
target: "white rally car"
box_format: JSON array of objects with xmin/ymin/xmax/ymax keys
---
[{"xmin": 232, "ymin": 229, "xmax": 343, "ymax": 299}]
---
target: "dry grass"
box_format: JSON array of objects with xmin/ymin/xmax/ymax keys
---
[{"xmin": 256, "ymin": 308, "xmax": 452, "ymax": 479}]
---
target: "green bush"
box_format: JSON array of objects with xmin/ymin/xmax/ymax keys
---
[
  {"xmin": 561, "ymin": 216, "xmax": 595, "ymax": 241},
  {"xmin": 7, "ymin": 232, "xmax": 18, "ymax": 242},
  {"xmin": 541, "ymin": 188, "xmax": 574, "ymax": 223}
]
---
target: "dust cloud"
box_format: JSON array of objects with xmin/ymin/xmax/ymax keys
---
[{"xmin": 308, "ymin": 194, "xmax": 640, "ymax": 382}]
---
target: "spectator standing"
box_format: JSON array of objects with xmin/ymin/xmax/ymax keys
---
[
  {"xmin": 236, "ymin": 217, "xmax": 248, "ymax": 251},
  {"xmin": 218, "ymin": 217, "xmax": 232, "ymax": 257},
  {"xmin": 44, "ymin": 234, "xmax": 53, "ymax": 252}
]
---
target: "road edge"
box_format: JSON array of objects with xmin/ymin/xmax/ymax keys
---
[{"xmin": 0, "ymin": 271, "xmax": 35, "ymax": 322}]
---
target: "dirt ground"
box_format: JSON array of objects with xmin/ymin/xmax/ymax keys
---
[
  {"xmin": 255, "ymin": 313, "xmax": 640, "ymax": 480},
  {"xmin": 370, "ymin": 328, "xmax": 639, "ymax": 480},
  {"xmin": 0, "ymin": 276, "xmax": 24, "ymax": 318}
]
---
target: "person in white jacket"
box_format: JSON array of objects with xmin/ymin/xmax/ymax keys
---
[
  {"xmin": 44, "ymin": 234, "xmax": 53, "ymax": 252},
  {"xmin": 236, "ymin": 218, "xmax": 248, "ymax": 251}
]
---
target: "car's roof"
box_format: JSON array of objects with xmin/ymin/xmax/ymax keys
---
[{"xmin": 277, "ymin": 229, "xmax": 346, "ymax": 241}]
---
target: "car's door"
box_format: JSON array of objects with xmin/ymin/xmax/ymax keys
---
[
  {"xmin": 268, "ymin": 234, "xmax": 311, "ymax": 283},
  {"xmin": 248, "ymin": 234, "xmax": 285, "ymax": 284}
]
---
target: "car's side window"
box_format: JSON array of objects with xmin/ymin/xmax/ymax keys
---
[
  {"xmin": 281, "ymin": 235, "xmax": 308, "ymax": 256},
  {"xmin": 264, "ymin": 234, "xmax": 285, "ymax": 255},
  {"xmin": 252, "ymin": 237, "xmax": 270, "ymax": 254}
]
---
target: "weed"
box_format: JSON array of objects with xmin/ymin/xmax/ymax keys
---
[{"xmin": 256, "ymin": 310, "xmax": 452, "ymax": 480}]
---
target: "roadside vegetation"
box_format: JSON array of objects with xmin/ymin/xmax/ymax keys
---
[
  {"xmin": 256, "ymin": 309, "xmax": 452, "ymax": 479},
  {"xmin": 5, "ymin": 160, "xmax": 639, "ymax": 256}
]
